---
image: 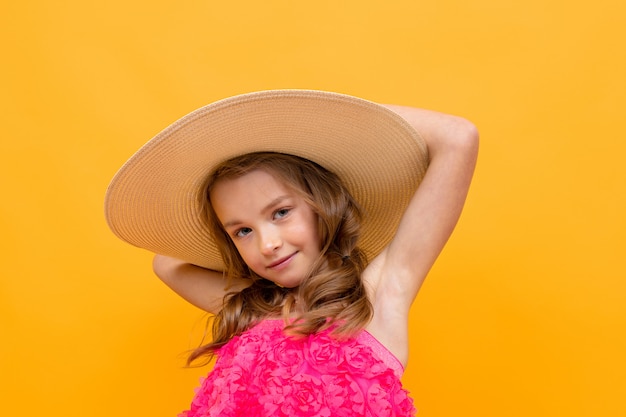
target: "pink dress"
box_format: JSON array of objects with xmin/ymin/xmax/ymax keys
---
[{"xmin": 179, "ymin": 320, "xmax": 416, "ymax": 416}]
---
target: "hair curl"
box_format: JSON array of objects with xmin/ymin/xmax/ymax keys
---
[{"xmin": 187, "ymin": 152, "xmax": 372, "ymax": 365}]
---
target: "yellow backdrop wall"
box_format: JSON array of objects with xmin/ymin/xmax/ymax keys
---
[{"xmin": 2, "ymin": 1, "xmax": 624, "ymax": 416}]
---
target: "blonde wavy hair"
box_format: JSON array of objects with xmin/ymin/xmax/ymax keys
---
[{"xmin": 188, "ymin": 152, "xmax": 373, "ymax": 365}]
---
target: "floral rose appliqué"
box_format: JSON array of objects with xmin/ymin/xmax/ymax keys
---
[
  {"xmin": 180, "ymin": 320, "xmax": 416, "ymax": 417},
  {"xmin": 262, "ymin": 334, "xmax": 304, "ymax": 376},
  {"xmin": 340, "ymin": 340, "xmax": 382, "ymax": 377},
  {"xmin": 320, "ymin": 374, "xmax": 366, "ymax": 416},
  {"xmin": 304, "ymin": 330, "xmax": 344, "ymax": 374},
  {"xmin": 259, "ymin": 373, "xmax": 331, "ymax": 417}
]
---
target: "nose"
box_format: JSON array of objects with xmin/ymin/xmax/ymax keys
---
[{"xmin": 259, "ymin": 227, "xmax": 282, "ymax": 255}]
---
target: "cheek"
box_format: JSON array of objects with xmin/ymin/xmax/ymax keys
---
[
  {"xmin": 298, "ymin": 216, "xmax": 322, "ymax": 250},
  {"xmin": 310, "ymin": 214, "xmax": 322, "ymax": 247},
  {"xmin": 232, "ymin": 242, "xmax": 256, "ymax": 265}
]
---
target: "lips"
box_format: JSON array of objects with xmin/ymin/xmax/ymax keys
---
[{"xmin": 267, "ymin": 253, "xmax": 296, "ymax": 269}]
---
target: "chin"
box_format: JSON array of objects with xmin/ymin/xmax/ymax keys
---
[{"xmin": 273, "ymin": 276, "xmax": 305, "ymax": 289}]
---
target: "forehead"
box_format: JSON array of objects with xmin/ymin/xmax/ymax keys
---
[
  {"xmin": 209, "ymin": 170, "xmax": 295, "ymax": 220},
  {"xmin": 211, "ymin": 168, "xmax": 290, "ymax": 196}
]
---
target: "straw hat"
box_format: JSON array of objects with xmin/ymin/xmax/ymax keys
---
[{"xmin": 104, "ymin": 90, "xmax": 429, "ymax": 271}]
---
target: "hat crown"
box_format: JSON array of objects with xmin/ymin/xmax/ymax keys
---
[{"xmin": 105, "ymin": 90, "xmax": 428, "ymax": 270}]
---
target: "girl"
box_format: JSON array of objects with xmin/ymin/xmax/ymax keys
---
[{"xmin": 105, "ymin": 90, "xmax": 478, "ymax": 416}]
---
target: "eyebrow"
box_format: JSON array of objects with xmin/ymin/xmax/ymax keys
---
[{"xmin": 221, "ymin": 195, "xmax": 291, "ymax": 229}]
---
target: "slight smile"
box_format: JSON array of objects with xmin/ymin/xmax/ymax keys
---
[{"xmin": 267, "ymin": 253, "xmax": 297, "ymax": 270}]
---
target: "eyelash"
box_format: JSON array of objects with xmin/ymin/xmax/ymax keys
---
[
  {"xmin": 234, "ymin": 227, "xmax": 252, "ymax": 238},
  {"xmin": 273, "ymin": 207, "xmax": 291, "ymax": 219},
  {"xmin": 232, "ymin": 207, "xmax": 292, "ymax": 238}
]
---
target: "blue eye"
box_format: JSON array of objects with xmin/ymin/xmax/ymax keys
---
[
  {"xmin": 235, "ymin": 227, "xmax": 252, "ymax": 238},
  {"xmin": 274, "ymin": 208, "xmax": 290, "ymax": 219}
]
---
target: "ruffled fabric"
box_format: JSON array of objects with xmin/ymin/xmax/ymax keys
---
[{"xmin": 180, "ymin": 320, "xmax": 416, "ymax": 417}]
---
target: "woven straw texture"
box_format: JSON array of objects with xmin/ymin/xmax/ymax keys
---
[{"xmin": 104, "ymin": 90, "xmax": 428, "ymax": 271}]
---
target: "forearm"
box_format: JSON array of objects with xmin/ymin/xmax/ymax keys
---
[
  {"xmin": 153, "ymin": 254, "xmax": 237, "ymax": 314},
  {"xmin": 380, "ymin": 104, "xmax": 478, "ymax": 302}
]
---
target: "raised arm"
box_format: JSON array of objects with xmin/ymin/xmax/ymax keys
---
[
  {"xmin": 365, "ymin": 105, "xmax": 478, "ymax": 364},
  {"xmin": 383, "ymin": 105, "xmax": 478, "ymax": 299},
  {"xmin": 152, "ymin": 255, "xmax": 250, "ymax": 314}
]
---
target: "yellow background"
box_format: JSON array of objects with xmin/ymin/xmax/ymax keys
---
[{"xmin": 2, "ymin": 0, "xmax": 624, "ymax": 416}]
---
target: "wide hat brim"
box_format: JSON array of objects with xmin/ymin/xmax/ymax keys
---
[{"xmin": 104, "ymin": 90, "xmax": 429, "ymax": 271}]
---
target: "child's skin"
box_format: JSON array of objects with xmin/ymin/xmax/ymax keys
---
[
  {"xmin": 153, "ymin": 105, "xmax": 479, "ymax": 368},
  {"xmin": 211, "ymin": 169, "xmax": 321, "ymax": 290}
]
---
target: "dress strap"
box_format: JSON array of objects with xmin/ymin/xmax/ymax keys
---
[{"xmin": 357, "ymin": 330, "xmax": 405, "ymax": 379}]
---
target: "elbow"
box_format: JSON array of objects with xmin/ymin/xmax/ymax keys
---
[
  {"xmin": 152, "ymin": 254, "xmax": 168, "ymax": 282},
  {"xmin": 463, "ymin": 119, "xmax": 480, "ymax": 168},
  {"xmin": 152, "ymin": 254, "xmax": 181, "ymax": 284},
  {"xmin": 451, "ymin": 116, "xmax": 479, "ymax": 153},
  {"xmin": 464, "ymin": 120, "xmax": 480, "ymax": 154},
  {"xmin": 441, "ymin": 116, "xmax": 479, "ymax": 165}
]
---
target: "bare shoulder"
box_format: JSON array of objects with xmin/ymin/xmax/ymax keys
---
[
  {"xmin": 363, "ymin": 251, "xmax": 411, "ymax": 368},
  {"xmin": 361, "ymin": 104, "xmax": 478, "ymax": 368}
]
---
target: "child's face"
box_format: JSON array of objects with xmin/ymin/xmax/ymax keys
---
[{"xmin": 210, "ymin": 169, "xmax": 321, "ymax": 287}]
